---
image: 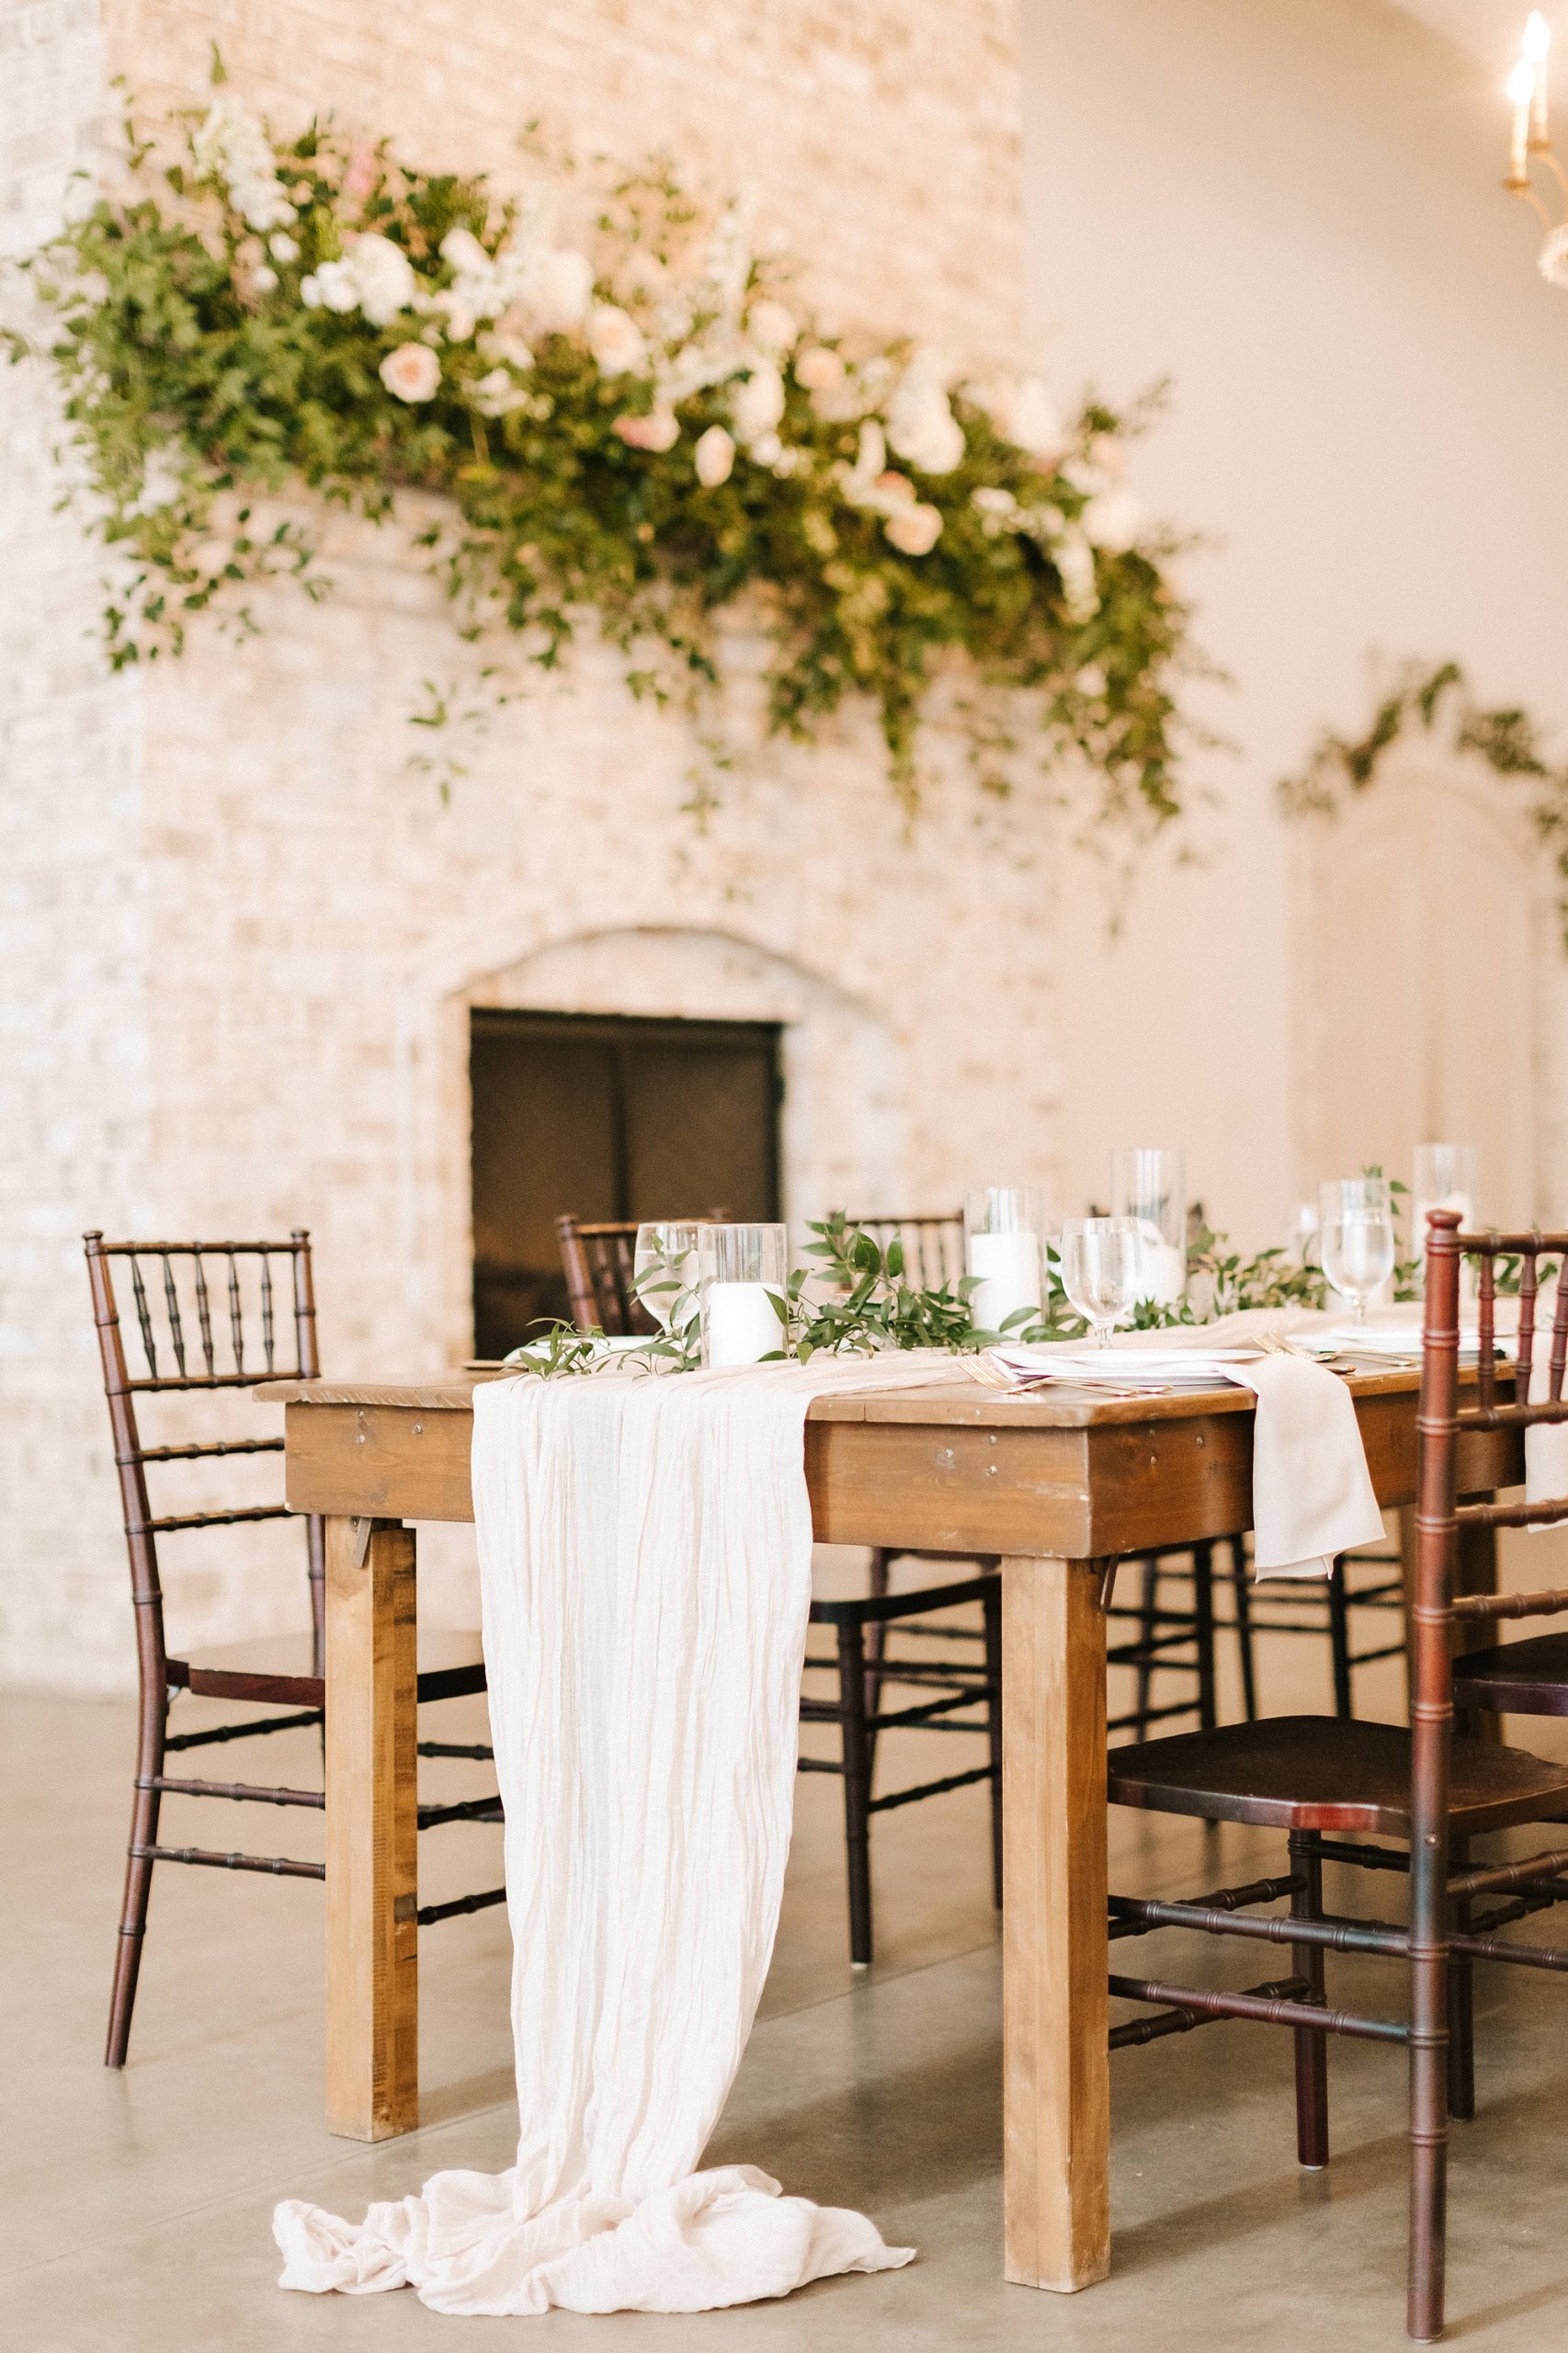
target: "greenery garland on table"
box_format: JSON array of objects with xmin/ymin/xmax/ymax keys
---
[
  {"xmin": 506, "ymin": 1213, "xmax": 1335, "ymax": 1376},
  {"xmin": 1278, "ymin": 660, "xmax": 1568, "ymax": 949},
  {"xmin": 5, "ymin": 73, "xmax": 1197, "ymax": 834}
]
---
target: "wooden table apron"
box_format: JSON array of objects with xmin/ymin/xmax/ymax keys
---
[{"xmin": 265, "ymin": 1369, "xmax": 1520, "ymax": 2297}]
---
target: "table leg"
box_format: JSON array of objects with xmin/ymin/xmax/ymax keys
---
[
  {"xmin": 1002, "ymin": 1552, "xmax": 1110, "ymax": 2291},
  {"xmin": 325, "ymin": 1514, "xmax": 419, "ymax": 2139}
]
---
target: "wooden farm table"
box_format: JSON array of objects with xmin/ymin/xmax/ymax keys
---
[{"xmin": 260, "ymin": 1364, "xmax": 1521, "ymax": 2297}]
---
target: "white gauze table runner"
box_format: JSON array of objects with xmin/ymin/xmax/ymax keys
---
[{"xmin": 275, "ymin": 1353, "xmax": 962, "ymax": 2317}]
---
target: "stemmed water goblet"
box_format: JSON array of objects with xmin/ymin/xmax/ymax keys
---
[
  {"xmin": 1059, "ymin": 1217, "xmax": 1141, "ymax": 1346},
  {"xmin": 632, "ymin": 1222, "xmax": 705, "ymax": 1337},
  {"xmin": 1318, "ymin": 1178, "xmax": 1396, "ymax": 1324}
]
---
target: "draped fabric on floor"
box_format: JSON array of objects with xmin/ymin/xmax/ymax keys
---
[{"xmin": 276, "ymin": 1357, "xmax": 959, "ymax": 2315}]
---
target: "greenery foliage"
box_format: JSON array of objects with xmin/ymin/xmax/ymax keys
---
[
  {"xmin": 1278, "ymin": 659, "xmax": 1568, "ymax": 949},
  {"xmin": 502, "ymin": 1211, "xmax": 1351, "ymax": 1375},
  {"xmin": 6, "ymin": 78, "xmax": 1198, "ymax": 833}
]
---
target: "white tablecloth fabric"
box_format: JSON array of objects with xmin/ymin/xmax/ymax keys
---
[{"xmin": 275, "ymin": 1355, "xmax": 960, "ymax": 2317}]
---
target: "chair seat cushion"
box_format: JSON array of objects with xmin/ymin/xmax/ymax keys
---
[
  {"xmin": 1108, "ymin": 1713, "xmax": 1568, "ymax": 1836},
  {"xmin": 169, "ymin": 1628, "xmax": 487, "ymax": 1706},
  {"xmin": 1454, "ymin": 1632, "xmax": 1568, "ymax": 1720}
]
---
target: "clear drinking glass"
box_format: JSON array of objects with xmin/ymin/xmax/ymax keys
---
[
  {"xmin": 1319, "ymin": 1177, "xmax": 1396, "ymax": 1323},
  {"xmin": 632, "ymin": 1221, "xmax": 705, "ymax": 1334},
  {"xmin": 963, "ymin": 1187, "xmax": 1045, "ymax": 1334},
  {"xmin": 1060, "ymin": 1216, "xmax": 1141, "ymax": 1345},
  {"xmin": 697, "ymin": 1223, "xmax": 789, "ymax": 1368},
  {"xmin": 1412, "ymin": 1143, "xmax": 1478, "ymax": 1263},
  {"xmin": 1110, "ymin": 1147, "xmax": 1187, "ymax": 1306},
  {"xmin": 1286, "ymin": 1199, "xmax": 1321, "ymax": 1269}
]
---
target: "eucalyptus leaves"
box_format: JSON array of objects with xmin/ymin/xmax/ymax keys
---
[
  {"xmin": 504, "ymin": 1212, "xmax": 1335, "ymax": 1376},
  {"xmin": 7, "ymin": 80, "xmax": 1195, "ymax": 836}
]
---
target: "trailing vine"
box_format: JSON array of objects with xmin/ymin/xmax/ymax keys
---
[
  {"xmin": 5, "ymin": 73, "xmax": 1198, "ymax": 835},
  {"xmin": 1278, "ymin": 659, "xmax": 1568, "ymax": 948}
]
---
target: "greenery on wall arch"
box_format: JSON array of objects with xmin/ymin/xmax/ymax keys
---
[
  {"xmin": 1278, "ymin": 659, "xmax": 1568, "ymax": 949},
  {"xmin": 6, "ymin": 71, "xmax": 1200, "ymax": 840}
]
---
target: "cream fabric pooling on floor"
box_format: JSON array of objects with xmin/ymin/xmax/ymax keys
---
[{"xmin": 275, "ymin": 1355, "xmax": 960, "ymax": 2316}]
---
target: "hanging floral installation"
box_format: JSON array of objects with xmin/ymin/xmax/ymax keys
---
[
  {"xmin": 6, "ymin": 77, "xmax": 1199, "ymax": 835},
  {"xmin": 1278, "ymin": 659, "xmax": 1568, "ymax": 949}
]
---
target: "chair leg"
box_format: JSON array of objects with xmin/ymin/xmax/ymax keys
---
[
  {"xmin": 106, "ymin": 1686, "xmax": 167, "ymax": 2068},
  {"xmin": 1447, "ymin": 1833, "xmax": 1475, "ymax": 2122},
  {"xmin": 1193, "ymin": 1543, "xmax": 1217, "ymax": 1733},
  {"xmin": 1329, "ymin": 1558, "xmax": 1354, "ymax": 1720},
  {"xmin": 836, "ymin": 1619, "xmax": 873, "ymax": 1968},
  {"xmin": 1289, "ymin": 1829, "xmax": 1329, "ymax": 2169},
  {"xmin": 1230, "ymin": 1536, "xmax": 1259, "ymax": 1721},
  {"xmin": 1134, "ymin": 1557, "xmax": 1159, "ymax": 1732},
  {"xmin": 864, "ymin": 1548, "xmax": 889, "ymax": 1784},
  {"xmin": 983, "ymin": 1576, "xmax": 1003, "ymax": 1911}
]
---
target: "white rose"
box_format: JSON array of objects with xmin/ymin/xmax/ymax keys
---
[
  {"xmin": 479, "ymin": 327, "xmax": 535, "ymax": 370},
  {"xmin": 1052, "ymin": 526, "xmax": 1099, "ymax": 620},
  {"xmin": 268, "ymin": 231, "xmax": 299, "ymax": 263},
  {"xmin": 613, "ymin": 409, "xmax": 679, "ymax": 452},
  {"xmin": 439, "ymin": 226, "xmax": 492, "ymax": 275},
  {"xmin": 379, "ymin": 342, "xmax": 441, "ymax": 403},
  {"xmin": 1085, "ymin": 488, "xmax": 1143, "ymax": 553},
  {"xmin": 301, "ymin": 259, "xmax": 358, "ymax": 313},
  {"xmin": 587, "ymin": 303, "xmax": 646, "ymax": 377},
  {"xmin": 470, "ymin": 367, "xmax": 529, "ymax": 417},
  {"xmin": 883, "ymin": 502, "xmax": 944, "ymax": 557},
  {"xmin": 1539, "ymin": 224, "xmax": 1568, "ymax": 287},
  {"xmin": 250, "ymin": 263, "xmax": 278, "ymax": 294},
  {"xmin": 347, "ymin": 233, "xmax": 417, "ymax": 326},
  {"xmin": 428, "ymin": 288, "xmax": 478, "ymax": 343},
  {"xmin": 885, "ymin": 371, "xmax": 965, "ymax": 476},
  {"xmin": 747, "ymin": 299, "xmax": 798, "ymax": 350},
  {"xmin": 748, "ymin": 428, "xmax": 783, "ymax": 468},
  {"xmin": 731, "ymin": 363, "xmax": 785, "ymax": 441},
  {"xmin": 1002, "ymin": 377, "xmax": 1065, "ymax": 461},
  {"xmin": 694, "ymin": 424, "xmax": 736, "ymax": 486},
  {"xmin": 526, "ymin": 247, "xmax": 593, "ymax": 331},
  {"xmin": 793, "ymin": 344, "xmax": 844, "ymax": 393}
]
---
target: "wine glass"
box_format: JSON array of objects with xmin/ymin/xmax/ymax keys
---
[
  {"xmin": 1110, "ymin": 1147, "xmax": 1187, "ymax": 1305},
  {"xmin": 632, "ymin": 1222, "xmax": 704, "ymax": 1334},
  {"xmin": 1318, "ymin": 1178, "xmax": 1395, "ymax": 1324},
  {"xmin": 1060, "ymin": 1217, "xmax": 1141, "ymax": 1346}
]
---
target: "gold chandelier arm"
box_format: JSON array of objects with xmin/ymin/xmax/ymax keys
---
[{"xmin": 1509, "ymin": 176, "xmax": 1557, "ymax": 232}]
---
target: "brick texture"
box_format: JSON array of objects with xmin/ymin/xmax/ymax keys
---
[{"xmin": 2, "ymin": 0, "xmax": 1051, "ymax": 1692}]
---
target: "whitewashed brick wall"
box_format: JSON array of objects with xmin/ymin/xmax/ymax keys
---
[{"xmin": 2, "ymin": 0, "xmax": 1052, "ymax": 1692}]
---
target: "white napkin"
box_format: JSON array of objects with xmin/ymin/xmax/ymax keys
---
[{"xmin": 987, "ymin": 1315, "xmax": 1384, "ymax": 1579}]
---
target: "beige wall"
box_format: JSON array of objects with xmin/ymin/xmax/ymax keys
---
[{"xmin": 1025, "ymin": 0, "xmax": 1568, "ymax": 1244}]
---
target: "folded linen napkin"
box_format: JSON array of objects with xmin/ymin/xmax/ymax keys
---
[
  {"xmin": 987, "ymin": 1315, "xmax": 1384, "ymax": 1580},
  {"xmin": 276, "ymin": 1349, "xmax": 962, "ymax": 2318}
]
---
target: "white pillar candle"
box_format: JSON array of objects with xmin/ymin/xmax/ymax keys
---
[
  {"xmin": 705, "ymin": 1281, "xmax": 783, "ymax": 1368},
  {"xmin": 967, "ymin": 1230, "xmax": 1041, "ymax": 1331},
  {"xmin": 1132, "ymin": 1222, "xmax": 1186, "ymax": 1307}
]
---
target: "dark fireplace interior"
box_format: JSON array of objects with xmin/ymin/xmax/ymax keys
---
[{"xmin": 470, "ymin": 1007, "xmax": 783, "ymax": 1358}]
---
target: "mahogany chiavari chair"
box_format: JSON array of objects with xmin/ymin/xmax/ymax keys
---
[
  {"xmin": 555, "ymin": 1212, "xmax": 1001, "ymax": 1966},
  {"xmin": 86, "ymin": 1230, "xmax": 503, "ymax": 2068},
  {"xmin": 1101, "ymin": 1211, "xmax": 1568, "ymax": 2341}
]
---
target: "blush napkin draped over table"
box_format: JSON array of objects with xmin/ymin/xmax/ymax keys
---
[
  {"xmin": 275, "ymin": 1354, "xmax": 963, "ymax": 2318},
  {"xmin": 989, "ymin": 1311, "xmax": 1386, "ymax": 1579}
]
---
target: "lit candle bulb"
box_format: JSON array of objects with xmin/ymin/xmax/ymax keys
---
[
  {"xmin": 1508, "ymin": 54, "xmax": 1537, "ymax": 183},
  {"xmin": 1525, "ymin": 10, "xmax": 1551, "ymax": 142}
]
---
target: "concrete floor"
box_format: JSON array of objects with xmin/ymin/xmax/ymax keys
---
[{"xmin": 6, "ymin": 1590, "xmax": 1568, "ymax": 2349}]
